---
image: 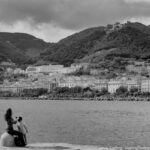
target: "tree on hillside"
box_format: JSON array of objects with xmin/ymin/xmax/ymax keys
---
[
  {"xmin": 116, "ymin": 86, "xmax": 128, "ymax": 95},
  {"xmin": 100, "ymin": 87, "xmax": 109, "ymax": 95},
  {"xmin": 129, "ymin": 86, "xmax": 139, "ymax": 95}
]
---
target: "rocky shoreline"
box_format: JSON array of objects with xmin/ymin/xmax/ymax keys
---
[{"xmin": 0, "ymin": 96, "xmax": 150, "ymax": 101}]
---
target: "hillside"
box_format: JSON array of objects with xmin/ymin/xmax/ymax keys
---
[
  {"xmin": 0, "ymin": 32, "xmax": 50, "ymax": 65},
  {"xmin": 41, "ymin": 26, "xmax": 106, "ymax": 66},
  {"xmin": 41, "ymin": 22, "xmax": 150, "ymax": 68},
  {"xmin": 1, "ymin": 22, "xmax": 150, "ymax": 70}
]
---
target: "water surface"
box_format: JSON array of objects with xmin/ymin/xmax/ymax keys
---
[{"xmin": 0, "ymin": 100, "xmax": 150, "ymax": 147}]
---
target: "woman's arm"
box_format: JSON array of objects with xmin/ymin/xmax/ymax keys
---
[{"xmin": 12, "ymin": 118, "xmax": 17, "ymax": 124}]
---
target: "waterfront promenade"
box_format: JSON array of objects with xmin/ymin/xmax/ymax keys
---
[
  {"xmin": 0, "ymin": 143, "xmax": 117, "ymax": 150},
  {"xmin": 0, "ymin": 96, "xmax": 150, "ymax": 101}
]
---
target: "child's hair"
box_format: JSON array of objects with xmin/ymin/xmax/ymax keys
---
[{"xmin": 18, "ymin": 116, "xmax": 22, "ymax": 122}]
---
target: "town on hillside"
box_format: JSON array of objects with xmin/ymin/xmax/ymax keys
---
[{"xmin": 0, "ymin": 59, "xmax": 150, "ymax": 99}]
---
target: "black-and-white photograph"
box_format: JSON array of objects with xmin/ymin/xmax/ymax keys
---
[{"xmin": 0, "ymin": 0, "xmax": 150, "ymax": 149}]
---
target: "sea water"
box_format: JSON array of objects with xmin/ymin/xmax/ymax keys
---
[{"xmin": 0, "ymin": 100, "xmax": 150, "ymax": 149}]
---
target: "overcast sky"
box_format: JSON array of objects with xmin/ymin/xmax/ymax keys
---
[{"xmin": 0, "ymin": 0, "xmax": 150, "ymax": 42}]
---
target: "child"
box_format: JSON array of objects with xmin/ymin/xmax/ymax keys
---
[{"xmin": 17, "ymin": 116, "xmax": 28, "ymax": 145}]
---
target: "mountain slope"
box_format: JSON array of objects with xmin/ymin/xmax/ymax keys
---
[
  {"xmin": 41, "ymin": 27, "xmax": 106, "ymax": 66},
  {"xmin": 0, "ymin": 32, "xmax": 50, "ymax": 65},
  {"xmin": 41, "ymin": 22, "xmax": 150, "ymax": 67}
]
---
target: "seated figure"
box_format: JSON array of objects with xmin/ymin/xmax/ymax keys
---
[
  {"xmin": 0, "ymin": 108, "xmax": 26, "ymax": 147},
  {"xmin": 1, "ymin": 108, "xmax": 26, "ymax": 147}
]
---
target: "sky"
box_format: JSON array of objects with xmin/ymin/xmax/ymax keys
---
[{"xmin": 0, "ymin": 0, "xmax": 150, "ymax": 42}]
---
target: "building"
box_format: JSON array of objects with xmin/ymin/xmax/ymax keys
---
[
  {"xmin": 58, "ymin": 76, "xmax": 96, "ymax": 88},
  {"xmin": 91, "ymin": 80, "xmax": 108, "ymax": 91},
  {"xmin": 126, "ymin": 64, "xmax": 148, "ymax": 75},
  {"xmin": 14, "ymin": 68, "xmax": 26, "ymax": 74},
  {"xmin": 90, "ymin": 69, "xmax": 108, "ymax": 76},
  {"xmin": 71, "ymin": 63, "xmax": 89, "ymax": 71},
  {"xmin": 26, "ymin": 66, "xmax": 40, "ymax": 74},
  {"xmin": 141, "ymin": 79, "xmax": 150, "ymax": 93},
  {"xmin": 38, "ymin": 65, "xmax": 64, "ymax": 74},
  {"xmin": 134, "ymin": 61, "xmax": 145, "ymax": 66},
  {"xmin": 108, "ymin": 80, "xmax": 122, "ymax": 94},
  {"xmin": 0, "ymin": 61, "xmax": 16, "ymax": 69},
  {"xmin": 126, "ymin": 65, "xmax": 142, "ymax": 74},
  {"xmin": 26, "ymin": 64, "xmax": 64, "ymax": 75},
  {"xmin": 106, "ymin": 22, "xmax": 123, "ymax": 34},
  {"xmin": 108, "ymin": 79, "xmax": 140, "ymax": 94}
]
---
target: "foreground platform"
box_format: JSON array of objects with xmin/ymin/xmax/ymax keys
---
[
  {"xmin": 0, "ymin": 143, "xmax": 122, "ymax": 150},
  {"xmin": 1, "ymin": 143, "xmax": 150, "ymax": 150}
]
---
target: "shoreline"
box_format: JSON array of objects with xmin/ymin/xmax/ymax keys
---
[{"xmin": 0, "ymin": 96, "xmax": 150, "ymax": 101}]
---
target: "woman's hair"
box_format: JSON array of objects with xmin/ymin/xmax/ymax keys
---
[{"xmin": 4, "ymin": 108, "xmax": 12, "ymax": 122}]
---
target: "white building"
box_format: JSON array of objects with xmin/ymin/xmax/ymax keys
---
[
  {"xmin": 141, "ymin": 79, "xmax": 150, "ymax": 93},
  {"xmin": 58, "ymin": 76, "xmax": 95, "ymax": 88},
  {"xmin": 14, "ymin": 68, "xmax": 26, "ymax": 74},
  {"xmin": 71, "ymin": 63, "xmax": 89, "ymax": 70},
  {"xmin": 91, "ymin": 80, "xmax": 108, "ymax": 91},
  {"xmin": 26, "ymin": 66, "xmax": 40, "ymax": 74},
  {"xmin": 108, "ymin": 80, "xmax": 140, "ymax": 94},
  {"xmin": 126, "ymin": 80, "xmax": 140, "ymax": 90},
  {"xmin": 108, "ymin": 80, "xmax": 122, "ymax": 93},
  {"xmin": 26, "ymin": 64, "xmax": 64, "ymax": 74},
  {"xmin": 38, "ymin": 65, "xmax": 64, "ymax": 73}
]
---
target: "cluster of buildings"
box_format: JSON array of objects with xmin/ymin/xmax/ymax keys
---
[
  {"xmin": 106, "ymin": 22, "xmax": 124, "ymax": 34},
  {"xmin": 26, "ymin": 64, "xmax": 84, "ymax": 75},
  {"xmin": 57, "ymin": 76, "xmax": 150, "ymax": 94},
  {"xmin": 1, "ymin": 74, "xmax": 150, "ymax": 95},
  {"xmin": 0, "ymin": 63, "xmax": 85, "ymax": 94},
  {"xmin": 126, "ymin": 61, "xmax": 150, "ymax": 75},
  {"xmin": 1, "ymin": 61, "xmax": 150, "ymax": 95},
  {"xmin": 0, "ymin": 77, "xmax": 58, "ymax": 93}
]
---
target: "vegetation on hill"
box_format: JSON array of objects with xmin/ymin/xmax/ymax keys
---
[
  {"xmin": 0, "ymin": 32, "xmax": 50, "ymax": 65},
  {"xmin": 41, "ymin": 22, "xmax": 150, "ymax": 71},
  {"xmin": 1, "ymin": 21, "xmax": 150, "ymax": 71},
  {"xmin": 41, "ymin": 27, "xmax": 106, "ymax": 66}
]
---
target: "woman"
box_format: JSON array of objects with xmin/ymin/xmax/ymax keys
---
[{"xmin": 4, "ymin": 108, "xmax": 25, "ymax": 146}]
